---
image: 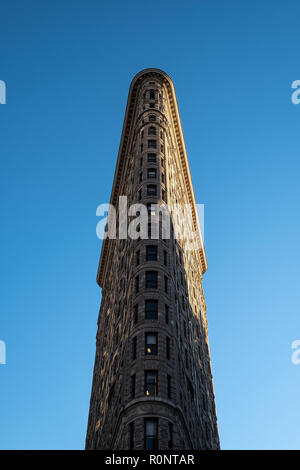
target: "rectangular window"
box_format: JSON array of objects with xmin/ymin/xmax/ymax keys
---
[
  {"xmin": 163, "ymin": 250, "xmax": 167, "ymax": 266},
  {"xmin": 148, "ymin": 153, "xmax": 156, "ymax": 163},
  {"xmin": 147, "ymin": 168, "xmax": 157, "ymax": 179},
  {"xmin": 148, "ymin": 126, "xmax": 156, "ymax": 135},
  {"xmin": 140, "ymin": 157, "xmax": 143, "ymax": 167},
  {"xmin": 136, "ymin": 250, "xmax": 140, "ymax": 266},
  {"xmin": 168, "ymin": 422, "xmax": 173, "ymax": 450},
  {"xmin": 161, "ymin": 172, "xmax": 165, "ymax": 183},
  {"xmin": 145, "ymin": 333, "xmax": 158, "ymax": 355},
  {"xmin": 146, "ymin": 245, "xmax": 157, "ymax": 261},
  {"xmin": 145, "ymin": 300, "xmax": 158, "ymax": 320},
  {"xmin": 131, "ymin": 374, "xmax": 136, "ymax": 398},
  {"xmin": 132, "ymin": 337, "xmax": 137, "ymax": 360},
  {"xmin": 164, "ymin": 276, "xmax": 168, "ymax": 293},
  {"xmin": 166, "ymin": 337, "xmax": 170, "ymax": 360},
  {"xmin": 138, "ymin": 189, "xmax": 142, "ymax": 201},
  {"xmin": 148, "ymin": 140, "xmax": 156, "ymax": 149},
  {"xmin": 144, "ymin": 418, "xmax": 158, "ymax": 450},
  {"xmin": 165, "ymin": 304, "xmax": 169, "ymax": 324},
  {"xmin": 141, "ymin": 143, "xmax": 143, "ymax": 152},
  {"xmin": 147, "ymin": 185, "xmax": 157, "ymax": 196},
  {"xmin": 167, "ymin": 375, "xmax": 171, "ymax": 398},
  {"xmin": 139, "ymin": 172, "xmax": 143, "ymax": 183},
  {"xmin": 146, "ymin": 271, "xmax": 158, "ymax": 289},
  {"xmin": 135, "ymin": 275, "xmax": 139, "ymax": 293},
  {"xmin": 134, "ymin": 304, "xmax": 138, "ymax": 324},
  {"xmin": 145, "ymin": 370, "xmax": 158, "ymax": 396},
  {"xmin": 129, "ymin": 422, "xmax": 134, "ymax": 450}
]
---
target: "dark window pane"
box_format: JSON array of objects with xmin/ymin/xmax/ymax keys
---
[
  {"xmin": 166, "ymin": 337, "xmax": 170, "ymax": 360},
  {"xmin": 145, "ymin": 300, "xmax": 158, "ymax": 320},
  {"xmin": 148, "ymin": 153, "xmax": 156, "ymax": 163},
  {"xmin": 146, "ymin": 271, "xmax": 158, "ymax": 289},
  {"xmin": 168, "ymin": 422, "xmax": 173, "ymax": 450},
  {"xmin": 131, "ymin": 375, "xmax": 136, "ymax": 398},
  {"xmin": 144, "ymin": 419, "xmax": 158, "ymax": 450},
  {"xmin": 164, "ymin": 276, "xmax": 168, "ymax": 293},
  {"xmin": 148, "ymin": 140, "xmax": 156, "ymax": 149},
  {"xmin": 165, "ymin": 305, "xmax": 169, "ymax": 324},
  {"xmin": 167, "ymin": 375, "xmax": 171, "ymax": 398},
  {"xmin": 147, "ymin": 168, "xmax": 156, "ymax": 179},
  {"xmin": 134, "ymin": 304, "xmax": 138, "ymax": 324},
  {"xmin": 146, "ymin": 245, "xmax": 157, "ymax": 261},
  {"xmin": 147, "ymin": 185, "xmax": 157, "ymax": 196},
  {"xmin": 148, "ymin": 126, "xmax": 156, "ymax": 135},
  {"xmin": 132, "ymin": 337, "xmax": 137, "ymax": 360}
]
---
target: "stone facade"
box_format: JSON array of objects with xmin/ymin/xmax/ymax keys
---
[{"xmin": 85, "ymin": 69, "xmax": 220, "ymax": 450}]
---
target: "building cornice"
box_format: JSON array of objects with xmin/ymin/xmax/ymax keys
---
[{"xmin": 97, "ymin": 68, "xmax": 207, "ymax": 287}]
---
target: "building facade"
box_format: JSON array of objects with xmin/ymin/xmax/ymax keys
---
[{"xmin": 85, "ymin": 69, "xmax": 220, "ymax": 450}]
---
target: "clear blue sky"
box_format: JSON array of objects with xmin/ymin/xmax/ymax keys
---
[{"xmin": 1, "ymin": 0, "xmax": 300, "ymax": 450}]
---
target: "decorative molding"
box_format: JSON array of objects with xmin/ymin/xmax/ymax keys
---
[{"xmin": 97, "ymin": 69, "xmax": 207, "ymax": 287}]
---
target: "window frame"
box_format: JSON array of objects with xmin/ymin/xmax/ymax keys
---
[
  {"xmin": 148, "ymin": 139, "xmax": 157, "ymax": 149},
  {"xmin": 145, "ymin": 370, "xmax": 158, "ymax": 396},
  {"xmin": 146, "ymin": 245, "xmax": 158, "ymax": 261},
  {"xmin": 146, "ymin": 271, "xmax": 158, "ymax": 289},
  {"xmin": 145, "ymin": 333, "xmax": 158, "ymax": 356},
  {"xmin": 144, "ymin": 418, "xmax": 158, "ymax": 450},
  {"xmin": 145, "ymin": 299, "xmax": 158, "ymax": 320},
  {"xmin": 147, "ymin": 184, "xmax": 157, "ymax": 196},
  {"xmin": 147, "ymin": 168, "xmax": 157, "ymax": 179}
]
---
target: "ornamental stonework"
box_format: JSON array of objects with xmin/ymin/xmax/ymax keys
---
[{"xmin": 85, "ymin": 69, "xmax": 220, "ymax": 450}]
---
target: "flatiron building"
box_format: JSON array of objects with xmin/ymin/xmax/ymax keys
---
[{"xmin": 86, "ymin": 69, "xmax": 220, "ymax": 450}]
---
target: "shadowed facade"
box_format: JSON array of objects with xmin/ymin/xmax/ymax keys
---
[{"xmin": 85, "ymin": 69, "xmax": 220, "ymax": 450}]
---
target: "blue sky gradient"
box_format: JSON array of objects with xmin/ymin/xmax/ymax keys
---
[{"xmin": 0, "ymin": 0, "xmax": 300, "ymax": 449}]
